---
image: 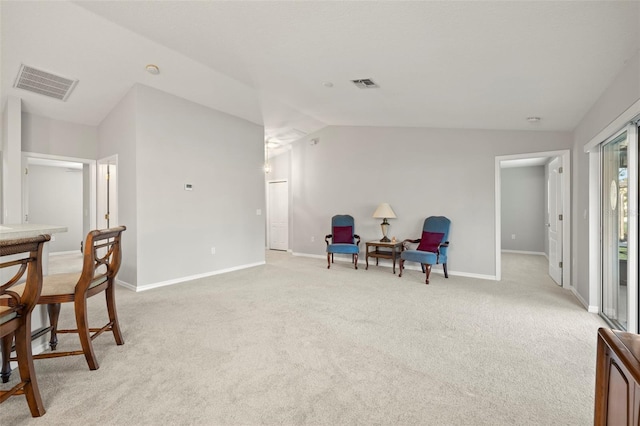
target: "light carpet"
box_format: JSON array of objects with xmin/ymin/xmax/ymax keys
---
[{"xmin": 1, "ymin": 251, "xmax": 607, "ymax": 425}]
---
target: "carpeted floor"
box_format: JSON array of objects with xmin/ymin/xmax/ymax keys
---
[{"xmin": 2, "ymin": 251, "xmax": 606, "ymax": 425}]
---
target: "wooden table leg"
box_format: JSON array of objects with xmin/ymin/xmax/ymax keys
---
[
  {"xmin": 366, "ymin": 247, "xmax": 369, "ymax": 270},
  {"xmin": 392, "ymin": 247, "xmax": 397, "ymax": 274}
]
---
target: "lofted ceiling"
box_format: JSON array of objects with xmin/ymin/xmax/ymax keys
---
[{"xmin": 1, "ymin": 1, "xmax": 639, "ymax": 147}]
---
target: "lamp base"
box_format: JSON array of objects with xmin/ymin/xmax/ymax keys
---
[{"xmin": 380, "ymin": 220, "xmax": 390, "ymax": 243}]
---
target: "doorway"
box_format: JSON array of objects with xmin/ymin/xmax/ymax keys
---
[
  {"xmin": 267, "ymin": 180, "xmax": 288, "ymax": 251},
  {"xmin": 495, "ymin": 150, "xmax": 571, "ymax": 284},
  {"xmin": 97, "ymin": 156, "xmax": 118, "ymax": 229},
  {"xmin": 21, "ymin": 152, "xmax": 96, "ymax": 252},
  {"xmin": 600, "ymin": 126, "xmax": 635, "ymax": 331}
]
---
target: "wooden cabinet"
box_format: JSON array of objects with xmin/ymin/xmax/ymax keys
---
[{"xmin": 595, "ymin": 328, "xmax": 640, "ymax": 425}]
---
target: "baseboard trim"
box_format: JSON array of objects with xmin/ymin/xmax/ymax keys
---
[
  {"xmin": 291, "ymin": 252, "xmax": 496, "ymax": 280},
  {"xmin": 117, "ymin": 261, "xmax": 266, "ymax": 292},
  {"xmin": 570, "ymin": 286, "xmax": 599, "ymax": 313},
  {"xmin": 50, "ymin": 250, "xmax": 82, "ymax": 256},
  {"xmin": 501, "ymin": 250, "xmax": 546, "ymax": 256}
]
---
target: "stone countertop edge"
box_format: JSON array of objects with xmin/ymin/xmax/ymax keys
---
[{"xmin": 0, "ymin": 224, "xmax": 68, "ymax": 241}]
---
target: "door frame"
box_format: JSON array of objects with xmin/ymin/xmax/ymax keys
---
[
  {"xmin": 266, "ymin": 178, "xmax": 289, "ymax": 251},
  {"xmin": 494, "ymin": 149, "xmax": 571, "ymax": 285},
  {"xmin": 97, "ymin": 155, "xmax": 118, "ymax": 229},
  {"xmin": 22, "ymin": 152, "xmax": 96, "ymax": 231}
]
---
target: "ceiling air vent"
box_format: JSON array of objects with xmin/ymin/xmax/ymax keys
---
[
  {"xmin": 14, "ymin": 64, "xmax": 78, "ymax": 101},
  {"xmin": 351, "ymin": 78, "xmax": 379, "ymax": 89}
]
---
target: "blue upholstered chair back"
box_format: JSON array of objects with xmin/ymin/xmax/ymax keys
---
[
  {"xmin": 423, "ymin": 216, "xmax": 451, "ymax": 256},
  {"xmin": 331, "ymin": 214, "xmax": 355, "ymax": 243}
]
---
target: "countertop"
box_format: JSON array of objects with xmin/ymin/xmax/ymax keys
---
[{"xmin": 0, "ymin": 223, "xmax": 68, "ymax": 240}]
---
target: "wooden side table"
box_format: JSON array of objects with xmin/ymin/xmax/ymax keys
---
[{"xmin": 365, "ymin": 240, "xmax": 403, "ymax": 274}]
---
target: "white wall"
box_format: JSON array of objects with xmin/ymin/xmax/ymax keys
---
[
  {"xmin": 290, "ymin": 126, "xmax": 572, "ymax": 278},
  {"xmin": 135, "ymin": 85, "xmax": 265, "ymax": 286},
  {"xmin": 98, "ymin": 84, "xmax": 266, "ymax": 289},
  {"xmin": 22, "ymin": 113, "xmax": 97, "ymax": 159},
  {"xmin": 2, "ymin": 97, "xmax": 22, "ymax": 224},
  {"xmin": 572, "ymin": 51, "xmax": 640, "ymax": 306},
  {"xmin": 97, "ymin": 87, "xmax": 138, "ymax": 287},
  {"xmin": 501, "ymin": 166, "xmax": 545, "ymax": 253},
  {"xmin": 27, "ymin": 164, "xmax": 82, "ymax": 252}
]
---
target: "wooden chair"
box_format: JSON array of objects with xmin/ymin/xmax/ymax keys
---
[
  {"xmin": 7, "ymin": 226, "xmax": 126, "ymax": 374},
  {"xmin": 399, "ymin": 216, "xmax": 451, "ymax": 284},
  {"xmin": 325, "ymin": 215, "xmax": 361, "ymax": 269},
  {"xmin": 0, "ymin": 234, "xmax": 50, "ymax": 417}
]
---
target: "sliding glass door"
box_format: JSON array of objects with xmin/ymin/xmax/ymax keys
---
[{"xmin": 601, "ymin": 130, "xmax": 629, "ymax": 329}]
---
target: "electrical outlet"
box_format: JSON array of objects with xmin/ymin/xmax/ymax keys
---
[
  {"xmin": 311, "ymin": 236, "xmax": 315, "ymax": 242},
  {"xmin": 211, "ymin": 247, "xmax": 216, "ymax": 255},
  {"xmin": 511, "ymin": 234, "xmax": 516, "ymax": 240}
]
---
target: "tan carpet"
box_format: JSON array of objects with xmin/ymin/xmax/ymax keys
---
[{"xmin": 2, "ymin": 252, "xmax": 606, "ymax": 425}]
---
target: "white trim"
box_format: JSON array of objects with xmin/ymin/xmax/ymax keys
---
[
  {"xmin": 265, "ymin": 178, "xmax": 289, "ymax": 251},
  {"xmin": 589, "ymin": 122, "xmax": 640, "ymax": 332},
  {"xmin": 119, "ymin": 261, "xmax": 266, "ymax": 292},
  {"xmin": 495, "ymin": 149, "xmax": 571, "ymax": 287},
  {"xmin": 571, "ymin": 286, "xmax": 599, "ymax": 313},
  {"xmin": 22, "ymin": 152, "xmax": 97, "ymax": 231},
  {"xmin": 583, "ymin": 98, "xmax": 640, "ymax": 153},
  {"xmin": 291, "ymin": 251, "xmax": 495, "ymax": 280},
  {"xmin": 50, "ymin": 250, "xmax": 81, "ymax": 256},
  {"xmin": 501, "ymin": 250, "xmax": 546, "ymax": 256},
  {"xmin": 97, "ymin": 155, "xmax": 118, "ymax": 229},
  {"xmin": 627, "ymin": 123, "xmax": 638, "ymax": 332},
  {"xmin": 292, "ymin": 252, "xmax": 325, "ymax": 259},
  {"xmin": 588, "ymin": 146, "xmax": 601, "ymax": 312}
]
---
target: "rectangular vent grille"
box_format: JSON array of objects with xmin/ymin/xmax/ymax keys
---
[
  {"xmin": 351, "ymin": 78, "xmax": 379, "ymax": 89},
  {"xmin": 14, "ymin": 65, "xmax": 78, "ymax": 101}
]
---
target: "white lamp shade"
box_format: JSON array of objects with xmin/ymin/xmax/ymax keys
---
[{"xmin": 372, "ymin": 203, "xmax": 396, "ymax": 219}]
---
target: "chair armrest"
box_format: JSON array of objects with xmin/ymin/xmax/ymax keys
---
[
  {"xmin": 439, "ymin": 241, "xmax": 450, "ymax": 248},
  {"xmin": 401, "ymin": 238, "xmax": 420, "ymax": 251},
  {"xmin": 354, "ymin": 234, "xmax": 361, "ymax": 246},
  {"xmin": 325, "ymin": 234, "xmax": 332, "ymax": 245}
]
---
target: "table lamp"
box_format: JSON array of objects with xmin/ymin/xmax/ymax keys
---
[{"xmin": 372, "ymin": 203, "xmax": 396, "ymax": 242}]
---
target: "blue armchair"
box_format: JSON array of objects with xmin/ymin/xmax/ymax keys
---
[
  {"xmin": 325, "ymin": 215, "xmax": 361, "ymax": 269},
  {"xmin": 399, "ymin": 216, "xmax": 451, "ymax": 284}
]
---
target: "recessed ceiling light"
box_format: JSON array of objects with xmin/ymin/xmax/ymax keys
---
[
  {"xmin": 322, "ymin": 81, "xmax": 333, "ymax": 88},
  {"xmin": 145, "ymin": 64, "xmax": 160, "ymax": 75},
  {"xmin": 527, "ymin": 116, "xmax": 541, "ymax": 123}
]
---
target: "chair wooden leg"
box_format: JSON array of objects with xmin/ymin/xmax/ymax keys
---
[
  {"xmin": 331, "ymin": 253, "xmax": 334, "ymax": 264},
  {"xmin": 354, "ymin": 254, "xmax": 358, "ymax": 270},
  {"xmin": 106, "ymin": 283, "xmax": 124, "ymax": 346},
  {"xmin": 74, "ymin": 297, "xmax": 99, "ymax": 370},
  {"xmin": 443, "ymin": 263, "xmax": 449, "ymax": 278},
  {"xmin": 47, "ymin": 303, "xmax": 61, "ymax": 350},
  {"xmin": 424, "ymin": 264, "xmax": 432, "ymax": 285},
  {"xmin": 1, "ymin": 333, "xmax": 12, "ymax": 383},
  {"xmin": 14, "ymin": 318, "xmax": 46, "ymax": 417},
  {"xmin": 399, "ymin": 259, "xmax": 404, "ymax": 277},
  {"xmin": 327, "ymin": 253, "xmax": 331, "ymax": 269}
]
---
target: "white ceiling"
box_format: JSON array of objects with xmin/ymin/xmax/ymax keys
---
[{"xmin": 1, "ymin": 1, "xmax": 639, "ymax": 146}]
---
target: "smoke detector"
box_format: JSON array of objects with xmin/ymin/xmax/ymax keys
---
[
  {"xmin": 14, "ymin": 64, "xmax": 78, "ymax": 101},
  {"xmin": 351, "ymin": 78, "xmax": 379, "ymax": 89}
]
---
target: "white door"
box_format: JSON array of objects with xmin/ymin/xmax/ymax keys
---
[
  {"xmin": 268, "ymin": 180, "xmax": 288, "ymax": 251},
  {"xmin": 548, "ymin": 157, "xmax": 563, "ymax": 285},
  {"xmin": 97, "ymin": 156, "xmax": 118, "ymax": 228}
]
